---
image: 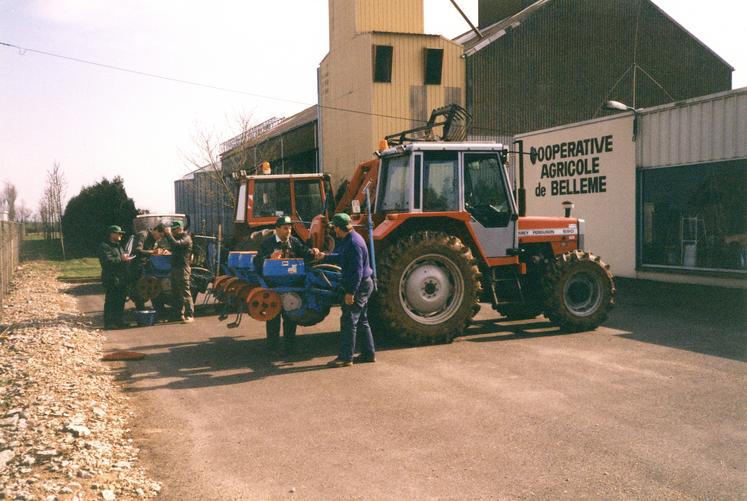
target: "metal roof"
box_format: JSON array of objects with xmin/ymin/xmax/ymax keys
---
[
  {"xmin": 454, "ymin": 0, "xmax": 553, "ymax": 57},
  {"xmin": 455, "ymin": 0, "xmax": 734, "ymax": 68},
  {"xmin": 221, "ymin": 106, "xmax": 318, "ymax": 157}
]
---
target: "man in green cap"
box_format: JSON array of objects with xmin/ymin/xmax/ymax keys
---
[
  {"xmin": 164, "ymin": 220, "xmax": 194, "ymax": 323},
  {"xmin": 130, "ymin": 223, "xmax": 165, "ymax": 311},
  {"xmin": 98, "ymin": 225, "xmax": 133, "ymax": 329},
  {"xmin": 319, "ymin": 213, "xmax": 376, "ymax": 367},
  {"xmin": 255, "ymin": 215, "xmax": 319, "ymax": 354}
]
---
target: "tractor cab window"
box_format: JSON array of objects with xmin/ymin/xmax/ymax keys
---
[
  {"xmin": 423, "ymin": 151, "xmax": 459, "ymax": 212},
  {"xmin": 294, "ymin": 179, "xmax": 324, "ymax": 223},
  {"xmin": 235, "ymin": 182, "xmax": 247, "ymax": 222},
  {"xmin": 253, "ymin": 179, "xmax": 292, "ymax": 217},
  {"xmin": 377, "ymin": 155, "xmax": 409, "ymax": 212},
  {"xmin": 464, "ymin": 153, "xmax": 512, "ymax": 227}
]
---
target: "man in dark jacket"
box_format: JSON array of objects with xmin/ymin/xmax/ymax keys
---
[
  {"xmin": 164, "ymin": 220, "xmax": 194, "ymax": 323},
  {"xmin": 98, "ymin": 225, "xmax": 133, "ymax": 329},
  {"xmin": 130, "ymin": 224, "xmax": 164, "ymax": 310},
  {"xmin": 322, "ymin": 213, "xmax": 375, "ymax": 367},
  {"xmin": 256, "ymin": 215, "xmax": 317, "ymax": 354}
]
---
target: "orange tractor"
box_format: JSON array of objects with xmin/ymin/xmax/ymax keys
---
[
  {"xmin": 223, "ymin": 109, "xmax": 615, "ymax": 345},
  {"xmin": 323, "ymin": 140, "xmax": 615, "ymax": 344}
]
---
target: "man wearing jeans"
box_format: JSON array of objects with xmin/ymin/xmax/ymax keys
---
[{"xmin": 322, "ymin": 213, "xmax": 376, "ymax": 367}]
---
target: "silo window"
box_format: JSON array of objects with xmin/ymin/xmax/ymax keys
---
[
  {"xmin": 424, "ymin": 48, "xmax": 443, "ymax": 85},
  {"xmin": 373, "ymin": 45, "xmax": 393, "ymax": 83}
]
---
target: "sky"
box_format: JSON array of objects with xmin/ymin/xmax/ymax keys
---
[{"xmin": 1, "ymin": 0, "xmax": 745, "ymax": 215}]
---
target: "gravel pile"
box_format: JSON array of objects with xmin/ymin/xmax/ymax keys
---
[{"xmin": 0, "ymin": 264, "xmax": 160, "ymax": 500}]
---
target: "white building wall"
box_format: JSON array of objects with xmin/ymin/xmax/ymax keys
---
[{"xmin": 516, "ymin": 115, "xmax": 638, "ymax": 277}]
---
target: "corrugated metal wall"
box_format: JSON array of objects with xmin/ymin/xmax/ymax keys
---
[
  {"xmin": 637, "ymin": 88, "xmax": 747, "ymax": 167},
  {"xmin": 467, "ymin": 0, "xmax": 733, "ymax": 138},
  {"xmin": 174, "ymin": 175, "xmax": 235, "ymax": 239}
]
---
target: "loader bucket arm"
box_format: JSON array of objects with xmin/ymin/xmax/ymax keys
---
[{"xmin": 334, "ymin": 158, "xmax": 380, "ymax": 214}]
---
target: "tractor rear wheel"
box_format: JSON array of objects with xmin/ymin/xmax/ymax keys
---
[
  {"xmin": 541, "ymin": 250, "xmax": 615, "ymax": 331},
  {"xmin": 375, "ymin": 231, "xmax": 481, "ymax": 344}
]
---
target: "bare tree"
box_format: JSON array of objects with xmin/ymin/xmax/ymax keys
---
[
  {"xmin": 44, "ymin": 162, "xmax": 67, "ymax": 259},
  {"xmin": 2, "ymin": 182, "xmax": 17, "ymax": 221},
  {"xmin": 180, "ymin": 111, "xmax": 264, "ymax": 234},
  {"xmin": 38, "ymin": 197, "xmax": 52, "ymax": 240},
  {"xmin": 16, "ymin": 199, "xmax": 32, "ymax": 224}
]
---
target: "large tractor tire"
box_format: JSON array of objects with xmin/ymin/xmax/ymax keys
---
[
  {"xmin": 541, "ymin": 250, "xmax": 615, "ymax": 331},
  {"xmin": 375, "ymin": 231, "xmax": 482, "ymax": 344}
]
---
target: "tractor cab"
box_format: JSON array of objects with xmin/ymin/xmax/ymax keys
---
[
  {"xmin": 233, "ymin": 173, "xmax": 334, "ymax": 249},
  {"xmin": 374, "ymin": 142, "xmax": 518, "ymax": 260}
]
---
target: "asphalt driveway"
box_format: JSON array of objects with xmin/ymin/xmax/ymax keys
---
[{"xmin": 74, "ymin": 280, "xmax": 746, "ymax": 500}]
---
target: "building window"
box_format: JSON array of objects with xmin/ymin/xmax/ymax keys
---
[
  {"xmin": 373, "ymin": 45, "xmax": 393, "ymax": 83},
  {"xmin": 424, "ymin": 48, "xmax": 444, "ymax": 85},
  {"xmin": 639, "ymin": 159, "xmax": 747, "ymax": 272}
]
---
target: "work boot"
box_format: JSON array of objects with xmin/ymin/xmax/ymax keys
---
[
  {"xmin": 326, "ymin": 357, "xmax": 353, "ymax": 368},
  {"xmin": 353, "ymin": 353, "xmax": 376, "ymax": 364}
]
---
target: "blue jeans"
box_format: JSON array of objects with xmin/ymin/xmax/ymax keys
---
[{"xmin": 339, "ymin": 276, "xmax": 375, "ymax": 361}]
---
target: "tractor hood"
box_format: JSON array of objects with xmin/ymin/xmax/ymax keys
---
[{"xmin": 517, "ymin": 216, "xmax": 584, "ymax": 251}]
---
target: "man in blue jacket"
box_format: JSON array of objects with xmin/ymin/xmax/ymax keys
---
[{"xmin": 322, "ymin": 213, "xmax": 376, "ymax": 367}]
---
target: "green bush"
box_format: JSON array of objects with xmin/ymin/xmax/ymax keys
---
[{"xmin": 61, "ymin": 177, "xmax": 138, "ymax": 257}]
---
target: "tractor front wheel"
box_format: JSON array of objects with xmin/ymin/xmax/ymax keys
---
[
  {"xmin": 541, "ymin": 251, "xmax": 615, "ymax": 331},
  {"xmin": 375, "ymin": 231, "xmax": 481, "ymax": 344}
]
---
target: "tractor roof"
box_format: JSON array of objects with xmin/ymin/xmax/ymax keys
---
[
  {"xmin": 245, "ymin": 173, "xmax": 327, "ymax": 181},
  {"xmin": 379, "ymin": 142, "xmax": 506, "ymax": 157}
]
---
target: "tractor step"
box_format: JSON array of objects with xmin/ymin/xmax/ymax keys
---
[{"xmin": 489, "ymin": 270, "xmax": 525, "ymax": 307}]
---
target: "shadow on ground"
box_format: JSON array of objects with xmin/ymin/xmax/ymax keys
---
[
  {"xmin": 71, "ymin": 277, "xmax": 747, "ymax": 393},
  {"xmin": 606, "ymin": 278, "xmax": 746, "ymax": 362}
]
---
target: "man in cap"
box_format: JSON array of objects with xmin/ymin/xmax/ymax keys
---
[
  {"xmin": 130, "ymin": 223, "xmax": 165, "ymax": 310},
  {"xmin": 256, "ymin": 215, "xmax": 318, "ymax": 354},
  {"xmin": 98, "ymin": 225, "xmax": 133, "ymax": 329},
  {"xmin": 320, "ymin": 213, "xmax": 376, "ymax": 367},
  {"xmin": 164, "ymin": 220, "xmax": 194, "ymax": 323}
]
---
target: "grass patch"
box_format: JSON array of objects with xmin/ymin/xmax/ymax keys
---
[
  {"xmin": 58, "ymin": 258, "xmax": 101, "ymax": 281},
  {"xmin": 22, "ymin": 235, "xmax": 101, "ymax": 282}
]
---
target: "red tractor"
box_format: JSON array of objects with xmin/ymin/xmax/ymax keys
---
[
  {"xmin": 334, "ymin": 140, "xmax": 615, "ymax": 344},
  {"xmin": 232, "ymin": 172, "xmax": 335, "ymax": 251}
]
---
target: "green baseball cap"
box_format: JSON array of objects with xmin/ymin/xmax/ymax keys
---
[
  {"xmin": 275, "ymin": 215, "xmax": 292, "ymax": 227},
  {"xmin": 171, "ymin": 220, "xmax": 184, "ymax": 229},
  {"xmin": 330, "ymin": 213, "xmax": 352, "ymax": 228},
  {"xmin": 106, "ymin": 225, "xmax": 125, "ymax": 234}
]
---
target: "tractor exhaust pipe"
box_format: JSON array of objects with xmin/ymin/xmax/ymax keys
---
[{"xmin": 513, "ymin": 139, "xmax": 527, "ymax": 216}]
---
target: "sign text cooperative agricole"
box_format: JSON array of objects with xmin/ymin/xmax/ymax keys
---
[{"xmin": 531, "ymin": 135, "xmax": 613, "ymax": 197}]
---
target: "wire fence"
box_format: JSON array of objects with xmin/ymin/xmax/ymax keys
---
[{"xmin": 0, "ymin": 222, "xmax": 24, "ymax": 320}]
